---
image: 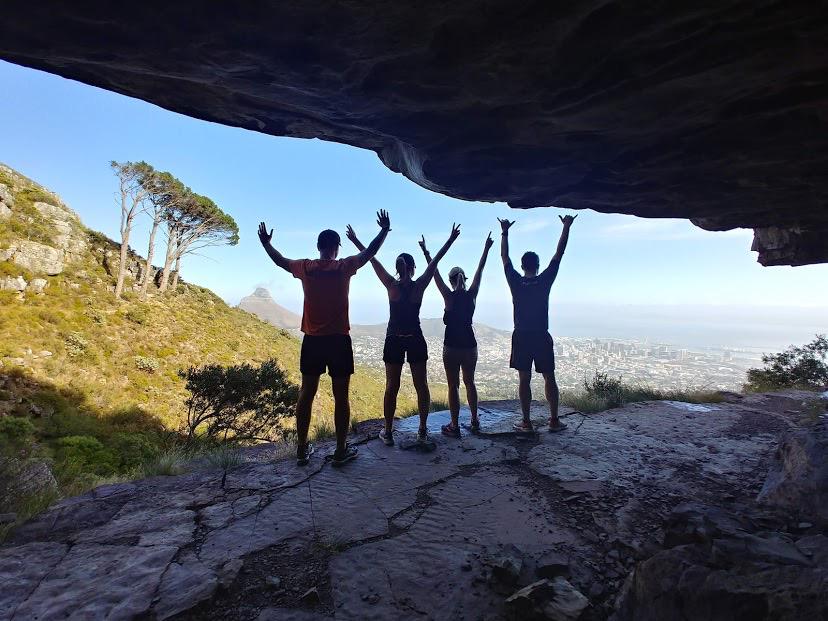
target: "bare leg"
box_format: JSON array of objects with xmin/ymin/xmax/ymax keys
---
[
  {"xmin": 543, "ymin": 372, "xmax": 560, "ymax": 427},
  {"xmin": 443, "ymin": 348, "xmax": 461, "ymax": 428},
  {"xmin": 331, "ymin": 375, "xmax": 351, "ymax": 451},
  {"xmin": 296, "ymin": 374, "xmax": 321, "ymax": 448},
  {"xmin": 383, "ymin": 363, "xmax": 403, "ymax": 434},
  {"xmin": 410, "ymin": 361, "xmax": 430, "ymax": 433},
  {"xmin": 518, "ymin": 370, "xmax": 532, "ymax": 426},
  {"xmin": 460, "ymin": 348, "xmax": 479, "ymax": 424}
]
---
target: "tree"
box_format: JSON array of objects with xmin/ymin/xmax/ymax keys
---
[
  {"xmin": 110, "ymin": 161, "xmax": 152, "ymax": 298},
  {"xmin": 745, "ymin": 335, "xmax": 828, "ymax": 391},
  {"xmin": 139, "ymin": 170, "xmax": 187, "ymax": 297},
  {"xmin": 179, "ymin": 359, "xmax": 299, "ymax": 443},
  {"xmin": 158, "ymin": 189, "xmax": 239, "ymax": 293}
]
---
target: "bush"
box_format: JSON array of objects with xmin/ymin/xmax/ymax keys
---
[
  {"xmin": 745, "ymin": 335, "xmax": 828, "ymax": 391},
  {"xmin": 87, "ymin": 309, "xmax": 106, "ymax": 324},
  {"xmin": 64, "ymin": 332, "xmax": 89, "ymax": 357},
  {"xmin": 0, "ymin": 416, "xmax": 36, "ymax": 444},
  {"xmin": 180, "ymin": 359, "xmax": 299, "ymax": 443},
  {"xmin": 583, "ymin": 372, "xmax": 624, "ymax": 408},
  {"xmin": 125, "ymin": 305, "xmax": 150, "ymax": 325},
  {"xmin": 54, "ymin": 435, "xmax": 118, "ymax": 476},
  {"xmin": 134, "ymin": 356, "xmax": 160, "ymax": 374}
]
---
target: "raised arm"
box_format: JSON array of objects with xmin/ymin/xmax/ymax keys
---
[
  {"xmin": 541, "ymin": 214, "xmax": 577, "ymax": 277},
  {"xmin": 345, "ymin": 223, "xmax": 395, "ymax": 289},
  {"xmin": 470, "ymin": 232, "xmax": 494, "ymax": 295},
  {"xmin": 354, "ymin": 210, "xmax": 391, "ymax": 268},
  {"xmin": 418, "ymin": 223, "xmax": 461, "ymax": 288},
  {"xmin": 258, "ymin": 222, "xmax": 292, "ymax": 273},
  {"xmin": 418, "ymin": 236, "xmax": 451, "ymax": 300},
  {"xmin": 498, "ymin": 217, "xmax": 515, "ymax": 270}
]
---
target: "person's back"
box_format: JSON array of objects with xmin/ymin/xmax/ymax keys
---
[
  {"xmin": 290, "ymin": 257, "xmax": 360, "ymax": 336},
  {"xmin": 443, "ymin": 288, "xmax": 476, "ymax": 348},
  {"xmin": 387, "ymin": 280, "xmax": 422, "ymax": 336},
  {"xmin": 505, "ymin": 268, "xmax": 554, "ymax": 333}
]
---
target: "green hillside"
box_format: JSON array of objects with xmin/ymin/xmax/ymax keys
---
[{"xmin": 0, "ymin": 163, "xmax": 403, "ymax": 523}]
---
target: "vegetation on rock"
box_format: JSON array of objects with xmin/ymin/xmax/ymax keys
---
[{"xmin": 745, "ymin": 335, "xmax": 828, "ymax": 392}]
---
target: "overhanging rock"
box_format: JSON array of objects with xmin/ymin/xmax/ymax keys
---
[{"xmin": 1, "ymin": 2, "xmax": 826, "ymax": 265}]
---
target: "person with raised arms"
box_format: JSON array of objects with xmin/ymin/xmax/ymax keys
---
[
  {"xmin": 419, "ymin": 232, "xmax": 494, "ymax": 437},
  {"xmin": 258, "ymin": 210, "xmax": 391, "ymax": 467},
  {"xmin": 498, "ymin": 214, "xmax": 577, "ymax": 433},
  {"xmin": 347, "ymin": 223, "xmax": 460, "ymax": 446}
]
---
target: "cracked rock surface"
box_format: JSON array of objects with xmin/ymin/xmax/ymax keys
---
[
  {"xmin": 0, "ymin": 391, "xmax": 824, "ymax": 620},
  {"xmin": 1, "ymin": 3, "xmax": 827, "ymax": 265}
]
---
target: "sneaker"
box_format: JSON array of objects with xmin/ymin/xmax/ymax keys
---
[
  {"xmin": 296, "ymin": 442, "xmax": 315, "ymax": 466},
  {"xmin": 441, "ymin": 423, "xmax": 461, "ymax": 438},
  {"xmin": 332, "ymin": 444, "xmax": 359, "ymax": 467},
  {"xmin": 417, "ymin": 428, "xmax": 430, "ymax": 443},
  {"xmin": 379, "ymin": 428, "xmax": 395, "ymax": 446}
]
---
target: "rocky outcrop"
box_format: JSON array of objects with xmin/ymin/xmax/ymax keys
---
[
  {"xmin": 2, "ymin": 3, "xmax": 827, "ymax": 265},
  {"xmin": 758, "ymin": 421, "xmax": 828, "ymax": 524},
  {"xmin": 614, "ymin": 503, "xmax": 828, "ymax": 621},
  {"xmin": 11, "ymin": 240, "xmax": 64, "ymax": 275}
]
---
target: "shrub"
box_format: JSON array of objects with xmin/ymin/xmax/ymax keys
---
[
  {"xmin": 583, "ymin": 371, "xmax": 624, "ymax": 408},
  {"xmin": 87, "ymin": 309, "xmax": 106, "ymax": 324},
  {"xmin": 54, "ymin": 435, "xmax": 118, "ymax": 476},
  {"xmin": 0, "ymin": 416, "xmax": 36, "ymax": 444},
  {"xmin": 180, "ymin": 359, "xmax": 299, "ymax": 443},
  {"xmin": 64, "ymin": 332, "xmax": 89, "ymax": 357},
  {"xmin": 125, "ymin": 305, "xmax": 150, "ymax": 325},
  {"xmin": 134, "ymin": 356, "xmax": 160, "ymax": 374},
  {"xmin": 140, "ymin": 446, "xmax": 189, "ymax": 477},
  {"xmin": 745, "ymin": 335, "xmax": 828, "ymax": 391},
  {"xmin": 202, "ymin": 444, "xmax": 245, "ymax": 471}
]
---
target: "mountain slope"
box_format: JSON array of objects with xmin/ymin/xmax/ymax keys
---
[{"xmin": 238, "ymin": 287, "xmax": 301, "ymax": 330}]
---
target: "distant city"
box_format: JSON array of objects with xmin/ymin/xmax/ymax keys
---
[{"xmin": 350, "ymin": 331, "xmax": 762, "ymax": 399}]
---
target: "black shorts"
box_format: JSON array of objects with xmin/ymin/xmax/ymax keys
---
[
  {"xmin": 383, "ymin": 333, "xmax": 428, "ymax": 365},
  {"xmin": 300, "ymin": 334, "xmax": 354, "ymax": 377},
  {"xmin": 510, "ymin": 330, "xmax": 555, "ymax": 374}
]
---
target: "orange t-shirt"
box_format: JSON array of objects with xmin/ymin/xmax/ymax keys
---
[{"xmin": 289, "ymin": 257, "xmax": 361, "ymax": 336}]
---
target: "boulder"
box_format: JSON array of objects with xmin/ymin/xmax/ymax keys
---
[
  {"xmin": 2, "ymin": 3, "xmax": 828, "ymax": 265},
  {"xmin": 758, "ymin": 422, "xmax": 828, "ymax": 524},
  {"xmin": 12, "ymin": 240, "xmax": 63, "ymax": 275},
  {"xmin": 29, "ymin": 278, "xmax": 48, "ymax": 294},
  {"xmin": 0, "ymin": 275, "xmax": 26, "ymax": 292},
  {"xmin": 0, "ymin": 183, "xmax": 13, "ymax": 207},
  {"xmin": 0, "ymin": 202, "xmax": 10, "ymax": 220},
  {"xmin": 506, "ymin": 577, "xmax": 589, "ymax": 621},
  {"xmin": 0, "ymin": 245, "xmax": 15, "ymax": 262},
  {"xmin": 33, "ymin": 201, "xmax": 77, "ymax": 222}
]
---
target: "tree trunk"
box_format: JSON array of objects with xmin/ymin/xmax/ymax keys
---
[
  {"xmin": 114, "ymin": 225, "xmax": 130, "ymax": 299},
  {"xmin": 139, "ymin": 218, "xmax": 160, "ymax": 298},
  {"xmin": 171, "ymin": 255, "xmax": 181, "ymax": 290},
  {"xmin": 158, "ymin": 229, "xmax": 177, "ymax": 293}
]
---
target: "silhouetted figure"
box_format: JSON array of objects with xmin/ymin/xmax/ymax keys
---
[
  {"xmin": 258, "ymin": 211, "xmax": 391, "ymax": 466},
  {"xmin": 420, "ymin": 232, "xmax": 493, "ymax": 436},
  {"xmin": 347, "ymin": 223, "xmax": 460, "ymax": 446},
  {"xmin": 498, "ymin": 214, "xmax": 576, "ymax": 432}
]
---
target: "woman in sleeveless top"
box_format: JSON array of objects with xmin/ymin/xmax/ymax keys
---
[
  {"xmin": 420, "ymin": 232, "xmax": 493, "ymax": 437},
  {"xmin": 346, "ymin": 223, "xmax": 460, "ymax": 445}
]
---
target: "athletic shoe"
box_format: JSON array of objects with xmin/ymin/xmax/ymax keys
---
[
  {"xmin": 296, "ymin": 442, "xmax": 315, "ymax": 466},
  {"xmin": 417, "ymin": 428, "xmax": 430, "ymax": 443},
  {"xmin": 379, "ymin": 428, "xmax": 394, "ymax": 446},
  {"xmin": 332, "ymin": 444, "xmax": 359, "ymax": 467},
  {"xmin": 441, "ymin": 423, "xmax": 461, "ymax": 438}
]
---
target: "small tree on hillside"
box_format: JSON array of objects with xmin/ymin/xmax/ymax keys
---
[
  {"xmin": 137, "ymin": 169, "xmax": 177, "ymax": 298},
  {"xmin": 159, "ymin": 191, "xmax": 239, "ymax": 292},
  {"xmin": 111, "ymin": 161, "xmax": 153, "ymax": 298},
  {"xmin": 745, "ymin": 334, "xmax": 828, "ymax": 391},
  {"xmin": 179, "ymin": 359, "xmax": 299, "ymax": 443}
]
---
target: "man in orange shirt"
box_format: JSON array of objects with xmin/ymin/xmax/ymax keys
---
[{"xmin": 258, "ymin": 210, "xmax": 391, "ymax": 467}]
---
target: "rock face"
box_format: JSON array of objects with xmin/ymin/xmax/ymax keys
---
[
  {"xmin": 1, "ymin": 3, "xmax": 827, "ymax": 265},
  {"xmin": 758, "ymin": 421, "xmax": 828, "ymax": 524},
  {"xmin": 238, "ymin": 287, "xmax": 301, "ymax": 330},
  {"xmin": 11, "ymin": 240, "xmax": 64, "ymax": 276}
]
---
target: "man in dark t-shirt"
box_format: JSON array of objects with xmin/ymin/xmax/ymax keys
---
[{"xmin": 498, "ymin": 214, "xmax": 576, "ymax": 432}]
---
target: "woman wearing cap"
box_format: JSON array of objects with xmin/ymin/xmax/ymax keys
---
[
  {"xmin": 346, "ymin": 223, "xmax": 461, "ymax": 446},
  {"xmin": 420, "ymin": 232, "xmax": 493, "ymax": 437}
]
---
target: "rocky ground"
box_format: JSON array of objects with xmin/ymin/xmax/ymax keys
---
[{"xmin": 1, "ymin": 390, "xmax": 826, "ymax": 621}]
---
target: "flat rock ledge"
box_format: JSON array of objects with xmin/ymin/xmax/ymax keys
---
[{"xmin": 1, "ymin": 390, "xmax": 825, "ymax": 621}]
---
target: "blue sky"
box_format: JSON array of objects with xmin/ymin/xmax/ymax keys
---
[{"xmin": 1, "ymin": 60, "xmax": 825, "ymax": 346}]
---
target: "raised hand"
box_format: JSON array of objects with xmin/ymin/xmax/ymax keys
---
[
  {"xmin": 484, "ymin": 231, "xmax": 494, "ymax": 250},
  {"xmin": 257, "ymin": 222, "xmax": 273, "ymax": 246},
  {"xmin": 418, "ymin": 235, "xmax": 429, "ymax": 255},
  {"xmin": 559, "ymin": 214, "xmax": 578, "ymax": 227},
  {"xmin": 449, "ymin": 222, "xmax": 461, "ymax": 242},
  {"xmin": 376, "ymin": 209, "xmax": 391, "ymax": 230},
  {"xmin": 345, "ymin": 224, "xmax": 361, "ymax": 246},
  {"xmin": 497, "ymin": 217, "xmax": 515, "ymax": 233}
]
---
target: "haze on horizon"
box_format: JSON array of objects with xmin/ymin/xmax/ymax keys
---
[{"xmin": 1, "ymin": 59, "xmax": 826, "ymax": 352}]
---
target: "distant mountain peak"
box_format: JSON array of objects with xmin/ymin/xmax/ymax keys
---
[
  {"xmin": 252, "ymin": 287, "xmax": 273, "ymax": 298},
  {"xmin": 238, "ymin": 288, "xmax": 300, "ymax": 330}
]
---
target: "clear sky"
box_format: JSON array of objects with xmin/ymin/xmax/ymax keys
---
[{"xmin": 1, "ymin": 60, "xmax": 825, "ymax": 347}]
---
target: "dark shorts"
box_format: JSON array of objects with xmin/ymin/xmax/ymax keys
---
[
  {"xmin": 300, "ymin": 334, "xmax": 354, "ymax": 377},
  {"xmin": 510, "ymin": 330, "xmax": 555, "ymax": 374},
  {"xmin": 383, "ymin": 333, "xmax": 428, "ymax": 365}
]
